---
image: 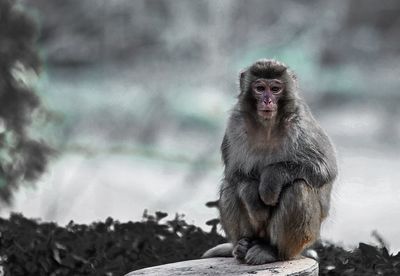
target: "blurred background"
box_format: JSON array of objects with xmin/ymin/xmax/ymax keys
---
[{"xmin": 2, "ymin": 0, "xmax": 400, "ymax": 253}]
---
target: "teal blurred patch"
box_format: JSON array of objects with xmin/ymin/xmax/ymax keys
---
[
  {"xmin": 234, "ymin": 45, "xmax": 316, "ymax": 76},
  {"xmin": 0, "ymin": 177, "xmax": 7, "ymax": 189}
]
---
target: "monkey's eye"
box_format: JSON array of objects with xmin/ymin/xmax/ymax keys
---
[
  {"xmin": 270, "ymin": 86, "xmax": 282, "ymax": 93},
  {"xmin": 255, "ymin": 85, "xmax": 265, "ymax": 92}
]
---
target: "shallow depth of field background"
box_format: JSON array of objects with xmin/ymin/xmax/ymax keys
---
[{"xmin": 3, "ymin": 0, "xmax": 400, "ymax": 253}]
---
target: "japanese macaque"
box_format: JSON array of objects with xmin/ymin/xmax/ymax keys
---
[{"xmin": 203, "ymin": 59, "xmax": 337, "ymax": 264}]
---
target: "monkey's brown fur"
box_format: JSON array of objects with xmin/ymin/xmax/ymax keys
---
[{"xmin": 203, "ymin": 59, "xmax": 337, "ymax": 265}]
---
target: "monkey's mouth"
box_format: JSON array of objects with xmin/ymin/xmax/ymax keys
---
[{"xmin": 258, "ymin": 109, "xmax": 276, "ymax": 119}]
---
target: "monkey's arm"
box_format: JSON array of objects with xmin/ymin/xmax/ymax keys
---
[
  {"xmin": 291, "ymin": 158, "xmax": 337, "ymax": 188},
  {"xmin": 294, "ymin": 121, "xmax": 338, "ymax": 188},
  {"xmin": 259, "ymin": 156, "xmax": 337, "ymax": 206},
  {"xmin": 221, "ymin": 134, "xmax": 229, "ymax": 166}
]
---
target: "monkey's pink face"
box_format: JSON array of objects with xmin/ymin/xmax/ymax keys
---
[{"xmin": 252, "ymin": 79, "xmax": 284, "ymax": 120}]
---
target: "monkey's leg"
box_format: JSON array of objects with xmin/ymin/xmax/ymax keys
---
[
  {"xmin": 220, "ymin": 180, "xmax": 252, "ymax": 241},
  {"xmin": 267, "ymin": 180, "xmax": 331, "ymax": 260},
  {"xmin": 237, "ymin": 180, "xmax": 271, "ymax": 236},
  {"xmin": 220, "ymin": 180, "xmax": 260, "ymax": 261},
  {"xmin": 239, "ymin": 187, "xmax": 278, "ymax": 265},
  {"xmin": 234, "ymin": 180, "xmax": 272, "ymax": 262}
]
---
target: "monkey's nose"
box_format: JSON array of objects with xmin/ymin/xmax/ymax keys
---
[{"xmin": 264, "ymin": 98, "xmax": 272, "ymax": 105}]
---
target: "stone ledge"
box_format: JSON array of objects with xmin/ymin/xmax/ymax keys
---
[{"xmin": 125, "ymin": 257, "xmax": 318, "ymax": 276}]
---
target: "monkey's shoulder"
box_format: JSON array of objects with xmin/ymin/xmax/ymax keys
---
[{"xmin": 292, "ymin": 116, "xmax": 337, "ymax": 167}]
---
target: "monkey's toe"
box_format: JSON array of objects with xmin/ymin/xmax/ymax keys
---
[
  {"xmin": 245, "ymin": 244, "xmax": 277, "ymax": 265},
  {"xmin": 233, "ymin": 238, "xmax": 252, "ymax": 261}
]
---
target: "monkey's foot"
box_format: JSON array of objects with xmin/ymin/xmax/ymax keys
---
[
  {"xmin": 233, "ymin": 238, "xmax": 252, "ymax": 261},
  {"xmin": 245, "ymin": 243, "xmax": 277, "ymax": 265}
]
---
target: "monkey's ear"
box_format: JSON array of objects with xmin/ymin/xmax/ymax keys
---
[
  {"xmin": 288, "ymin": 70, "xmax": 297, "ymax": 81},
  {"xmin": 239, "ymin": 68, "xmax": 248, "ymax": 93}
]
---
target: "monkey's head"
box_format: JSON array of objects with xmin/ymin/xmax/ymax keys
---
[{"xmin": 238, "ymin": 59, "xmax": 297, "ymax": 122}]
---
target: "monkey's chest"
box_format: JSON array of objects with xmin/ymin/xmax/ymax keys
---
[
  {"xmin": 247, "ymin": 126, "xmax": 286, "ymax": 150},
  {"xmin": 233, "ymin": 140, "xmax": 289, "ymax": 175}
]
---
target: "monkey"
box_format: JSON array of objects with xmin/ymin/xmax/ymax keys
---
[{"xmin": 202, "ymin": 59, "xmax": 337, "ymax": 265}]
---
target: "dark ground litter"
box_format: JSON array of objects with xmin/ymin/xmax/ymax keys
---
[{"xmin": 0, "ymin": 213, "xmax": 399, "ymax": 276}]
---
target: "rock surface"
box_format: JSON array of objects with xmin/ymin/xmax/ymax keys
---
[{"xmin": 125, "ymin": 257, "xmax": 318, "ymax": 276}]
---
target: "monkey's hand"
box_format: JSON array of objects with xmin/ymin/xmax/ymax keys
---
[{"xmin": 259, "ymin": 164, "xmax": 292, "ymax": 206}]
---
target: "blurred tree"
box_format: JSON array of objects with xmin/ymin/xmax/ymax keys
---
[{"xmin": 0, "ymin": 0, "xmax": 51, "ymax": 204}]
